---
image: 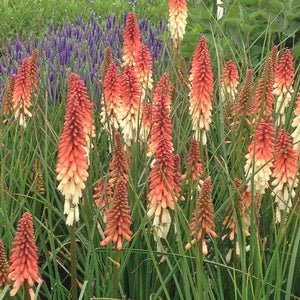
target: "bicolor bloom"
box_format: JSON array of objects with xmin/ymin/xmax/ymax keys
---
[
  {"xmin": 68, "ymin": 73, "xmax": 95, "ymax": 154},
  {"xmin": 140, "ymin": 102, "xmax": 152, "ymax": 142},
  {"xmin": 134, "ymin": 44, "xmax": 153, "ymax": 100},
  {"xmin": 93, "ymin": 179, "xmax": 112, "ymax": 222},
  {"xmin": 8, "ymin": 212, "xmax": 42, "ymax": 299},
  {"xmin": 185, "ymin": 177, "xmax": 218, "ymax": 255},
  {"xmin": 119, "ymin": 66, "xmax": 141, "ymax": 147},
  {"xmin": 108, "ymin": 132, "xmax": 128, "ymax": 187},
  {"xmin": 244, "ymin": 119, "xmax": 275, "ymax": 196},
  {"xmin": 273, "ymin": 49, "xmax": 294, "ymax": 127},
  {"xmin": 291, "ymin": 92, "xmax": 300, "ymax": 156},
  {"xmin": 29, "ymin": 49, "xmax": 39, "ymax": 97},
  {"xmin": 56, "ymin": 93, "xmax": 89, "ymax": 225},
  {"xmin": 272, "ymin": 129, "xmax": 298, "ymax": 223},
  {"xmin": 100, "ymin": 47, "xmax": 113, "ymax": 83},
  {"xmin": 147, "ymin": 135, "xmax": 176, "ymax": 240},
  {"xmin": 101, "ymin": 63, "xmax": 122, "ymax": 134},
  {"xmin": 189, "ymin": 36, "xmax": 214, "ymax": 145},
  {"xmin": 230, "ymin": 69, "xmax": 253, "ymax": 126},
  {"xmin": 220, "ymin": 60, "xmax": 239, "ymax": 104},
  {"xmin": 122, "ymin": 12, "xmax": 142, "ymax": 66},
  {"xmin": 168, "ymin": 0, "xmax": 188, "ymax": 51},
  {"xmin": 184, "ymin": 138, "xmax": 203, "ymax": 182},
  {"xmin": 0, "ymin": 239, "xmax": 9, "ymax": 288},
  {"xmin": 100, "ymin": 178, "xmax": 132, "ymax": 250},
  {"xmin": 253, "ymin": 58, "xmax": 274, "ymax": 122},
  {"xmin": 12, "ymin": 58, "xmax": 32, "ymax": 127},
  {"xmin": 147, "ymin": 73, "xmax": 173, "ymax": 157},
  {"xmin": 2, "ymin": 74, "xmax": 16, "ymax": 119}
]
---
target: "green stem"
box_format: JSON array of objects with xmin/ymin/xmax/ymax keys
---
[
  {"xmin": 24, "ymin": 280, "xmax": 31, "ymax": 300},
  {"xmin": 70, "ymin": 221, "xmax": 77, "ymax": 300},
  {"xmin": 196, "ymin": 237, "xmax": 204, "ymax": 300},
  {"xmin": 112, "ymin": 249, "xmax": 120, "ymax": 299}
]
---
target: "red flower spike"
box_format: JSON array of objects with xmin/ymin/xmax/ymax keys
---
[
  {"xmin": 147, "ymin": 135, "xmax": 176, "ymax": 240},
  {"xmin": 168, "ymin": 0, "xmax": 188, "ymax": 51},
  {"xmin": 244, "ymin": 119, "xmax": 275, "ymax": 196},
  {"xmin": 189, "ymin": 36, "xmax": 214, "ymax": 145},
  {"xmin": 101, "ymin": 63, "xmax": 122, "ymax": 133},
  {"xmin": 0, "ymin": 239, "xmax": 10, "ymax": 287},
  {"xmin": 185, "ymin": 177, "xmax": 218, "ymax": 255},
  {"xmin": 220, "ymin": 60, "xmax": 239, "ymax": 103},
  {"xmin": 29, "ymin": 49, "xmax": 39, "ymax": 96},
  {"xmin": 291, "ymin": 92, "xmax": 300, "ymax": 156},
  {"xmin": 134, "ymin": 44, "xmax": 153, "ymax": 100},
  {"xmin": 100, "ymin": 178, "xmax": 132, "ymax": 250},
  {"xmin": 184, "ymin": 138, "xmax": 203, "ymax": 182},
  {"xmin": 2, "ymin": 74, "xmax": 16, "ymax": 118},
  {"xmin": 272, "ymin": 129, "xmax": 298, "ymax": 223},
  {"xmin": 273, "ymin": 49, "xmax": 294, "ymax": 126},
  {"xmin": 56, "ymin": 93, "xmax": 89, "ymax": 225},
  {"xmin": 109, "ymin": 132, "xmax": 128, "ymax": 186},
  {"xmin": 271, "ymin": 45, "xmax": 278, "ymax": 75},
  {"xmin": 253, "ymin": 58, "xmax": 274, "ymax": 122},
  {"xmin": 68, "ymin": 73, "xmax": 95, "ymax": 152},
  {"xmin": 8, "ymin": 213, "xmax": 42, "ymax": 299},
  {"xmin": 100, "ymin": 47, "xmax": 113, "ymax": 82},
  {"xmin": 140, "ymin": 102, "xmax": 152, "ymax": 142},
  {"xmin": 12, "ymin": 58, "xmax": 32, "ymax": 127},
  {"xmin": 230, "ymin": 69, "xmax": 254, "ymax": 125},
  {"xmin": 122, "ymin": 12, "xmax": 142, "ymax": 67},
  {"xmin": 119, "ymin": 66, "xmax": 141, "ymax": 147},
  {"xmin": 189, "ymin": 37, "xmax": 207, "ymax": 83},
  {"xmin": 147, "ymin": 73, "xmax": 173, "ymax": 157},
  {"xmin": 93, "ymin": 179, "xmax": 112, "ymax": 223}
]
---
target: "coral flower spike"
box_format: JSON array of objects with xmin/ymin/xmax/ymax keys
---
[
  {"xmin": 220, "ymin": 61, "xmax": 239, "ymax": 104},
  {"xmin": 168, "ymin": 0, "xmax": 188, "ymax": 53},
  {"xmin": 122, "ymin": 12, "xmax": 142, "ymax": 67},
  {"xmin": 100, "ymin": 178, "xmax": 132, "ymax": 250},
  {"xmin": 272, "ymin": 129, "xmax": 298, "ymax": 223},
  {"xmin": 8, "ymin": 212, "xmax": 42, "ymax": 299},
  {"xmin": 56, "ymin": 92, "xmax": 89, "ymax": 226},
  {"xmin": 0, "ymin": 239, "xmax": 10, "ymax": 288},
  {"xmin": 12, "ymin": 58, "xmax": 32, "ymax": 127}
]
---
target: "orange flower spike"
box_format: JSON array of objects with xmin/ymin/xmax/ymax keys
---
[
  {"xmin": 220, "ymin": 60, "xmax": 239, "ymax": 103},
  {"xmin": 185, "ymin": 177, "xmax": 218, "ymax": 255},
  {"xmin": 134, "ymin": 44, "xmax": 153, "ymax": 100},
  {"xmin": 291, "ymin": 92, "xmax": 300, "ymax": 156},
  {"xmin": 93, "ymin": 179, "xmax": 112, "ymax": 222},
  {"xmin": 244, "ymin": 119, "xmax": 275, "ymax": 196},
  {"xmin": 273, "ymin": 49, "xmax": 294, "ymax": 126},
  {"xmin": 272, "ymin": 129, "xmax": 298, "ymax": 223},
  {"xmin": 8, "ymin": 213, "xmax": 42, "ymax": 299},
  {"xmin": 189, "ymin": 36, "xmax": 214, "ymax": 145},
  {"xmin": 253, "ymin": 58, "xmax": 274, "ymax": 122},
  {"xmin": 147, "ymin": 73, "xmax": 173, "ymax": 157},
  {"xmin": 140, "ymin": 102, "xmax": 152, "ymax": 142},
  {"xmin": 2, "ymin": 74, "xmax": 16, "ymax": 117},
  {"xmin": 109, "ymin": 132, "xmax": 128, "ymax": 186},
  {"xmin": 100, "ymin": 178, "xmax": 132, "ymax": 250},
  {"xmin": 271, "ymin": 45, "xmax": 278, "ymax": 75},
  {"xmin": 185, "ymin": 138, "xmax": 203, "ymax": 182},
  {"xmin": 100, "ymin": 47, "xmax": 113, "ymax": 82},
  {"xmin": 168, "ymin": 0, "xmax": 188, "ymax": 51},
  {"xmin": 101, "ymin": 63, "xmax": 122, "ymax": 133},
  {"xmin": 56, "ymin": 94, "xmax": 89, "ymax": 225},
  {"xmin": 119, "ymin": 66, "xmax": 141, "ymax": 147},
  {"xmin": 122, "ymin": 12, "xmax": 142, "ymax": 67},
  {"xmin": 0, "ymin": 239, "xmax": 10, "ymax": 287},
  {"xmin": 147, "ymin": 135, "xmax": 176, "ymax": 240},
  {"xmin": 29, "ymin": 49, "xmax": 39, "ymax": 96},
  {"xmin": 12, "ymin": 58, "xmax": 32, "ymax": 127}
]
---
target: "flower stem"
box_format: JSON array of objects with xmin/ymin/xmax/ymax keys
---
[
  {"xmin": 196, "ymin": 238, "xmax": 204, "ymax": 299},
  {"xmin": 112, "ymin": 249, "xmax": 120, "ymax": 299},
  {"xmin": 70, "ymin": 221, "xmax": 77, "ymax": 300},
  {"xmin": 24, "ymin": 280, "xmax": 31, "ymax": 300}
]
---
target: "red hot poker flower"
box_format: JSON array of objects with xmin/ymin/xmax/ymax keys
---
[
  {"xmin": 100, "ymin": 178, "xmax": 132, "ymax": 250},
  {"xmin": 29, "ymin": 49, "xmax": 39, "ymax": 97},
  {"xmin": 168, "ymin": 0, "xmax": 188, "ymax": 51},
  {"xmin": 140, "ymin": 102, "xmax": 152, "ymax": 142},
  {"xmin": 220, "ymin": 60, "xmax": 239, "ymax": 103},
  {"xmin": 272, "ymin": 129, "xmax": 298, "ymax": 223},
  {"xmin": 100, "ymin": 47, "xmax": 113, "ymax": 83},
  {"xmin": 56, "ymin": 94, "xmax": 89, "ymax": 225},
  {"xmin": 8, "ymin": 212, "xmax": 42, "ymax": 299},
  {"xmin": 122, "ymin": 12, "xmax": 142, "ymax": 67},
  {"xmin": 189, "ymin": 37, "xmax": 207, "ymax": 83},
  {"xmin": 185, "ymin": 177, "xmax": 218, "ymax": 255},
  {"xmin": 2, "ymin": 74, "xmax": 16, "ymax": 119},
  {"xmin": 0, "ymin": 239, "xmax": 9, "ymax": 288},
  {"xmin": 189, "ymin": 36, "xmax": 214, "ymax": 145},
  {"xmin": 291, "ymin": 92, "xmax": 300, "ymax": 156},
  {"xmin": 12, "ymin": 58, "xmax": 32, "ymax": 127}
]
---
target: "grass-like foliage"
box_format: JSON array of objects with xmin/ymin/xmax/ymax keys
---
[{"xmin": 0, "ymin": 1, "xmax": 299, "ymax": 299}]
